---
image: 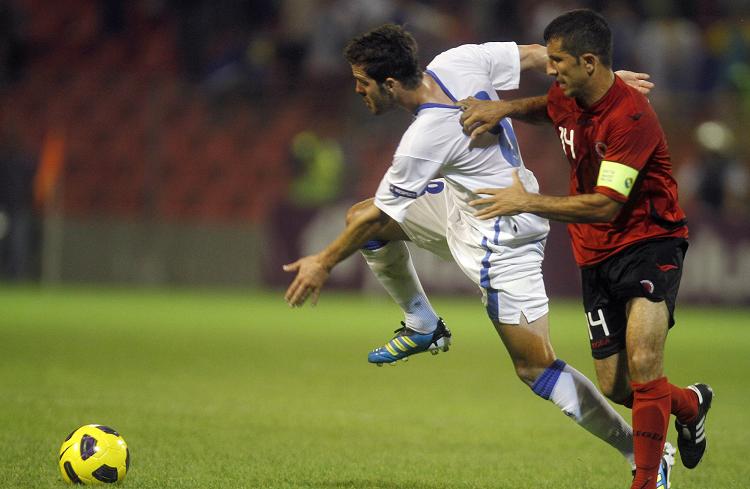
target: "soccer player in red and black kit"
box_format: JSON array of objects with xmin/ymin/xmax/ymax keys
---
[{"xmin": 457, "ymin": 9, "xmax": 713, "ymax": 489}]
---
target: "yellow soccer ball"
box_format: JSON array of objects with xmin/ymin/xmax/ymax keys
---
[{"xmin": 58, "ymin": 424, "xmax": 129, "ymax": 484}]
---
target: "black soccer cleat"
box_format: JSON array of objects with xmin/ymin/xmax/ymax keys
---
[{"xmin": 674, "ymin": 383, "xmax": 714, "ymax": 469}]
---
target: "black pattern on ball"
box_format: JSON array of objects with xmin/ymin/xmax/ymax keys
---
[
  {"xmin": 79, "ymin": 435, "xmax": 97, "ymax": 461},
  {"xmin": 96, "ymin": 425, "xmax": 120, "ymax": 436},
  {"xmin": 63, "ymin": 461, "xmax": 82, "ymax": 484},
  {"xmin": 92, "ymin": 464, "xmax": 119, "ymax": 483}
]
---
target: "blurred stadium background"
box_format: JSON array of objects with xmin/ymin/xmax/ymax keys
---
[{"xmin": 0, "ymin": 0, "xmax": 748, "ymax": 304}]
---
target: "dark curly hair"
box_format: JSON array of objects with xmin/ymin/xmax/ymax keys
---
[
  {"xmin": 544, "ymin": 9, "xmax": 612, "ymax": 67},
  {"xmin": 343, "ymin": 24, "xmax": 422, "ymax": 89}
]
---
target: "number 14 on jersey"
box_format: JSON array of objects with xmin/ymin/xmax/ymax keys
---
[{"xmin": 558, "ymin": 126, "xmax": 576, "ymax": 159}]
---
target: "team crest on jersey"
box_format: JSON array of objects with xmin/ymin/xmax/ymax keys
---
[
  {"xmin": 640, "ymin": 279, "xmax": 655, "ymax": 294},
  {"xmin": 595, "ymin": 142, "xmax": 608, "ymax": 159}
]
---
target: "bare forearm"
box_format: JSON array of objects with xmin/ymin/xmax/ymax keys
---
[
  {"xmin": 459, "ymin": 94, "xmax": 549, "ymax": 138},
  {"xmin": 504, "ymin": 95, "xmax": 550, "ymax": 125},
  {"xmin": 283, "ymin": 203, "xmax": 390, "ymax": 307},
  {"xmin": 471, "ymin": 172, "xmax": 623, "ymax": 223},
  {"xmin": 523, "ymin": 192, "xmax": 621, "ymax": 223}
]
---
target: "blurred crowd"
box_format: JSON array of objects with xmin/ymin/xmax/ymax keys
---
[{"xmin": 0, "ymin": 0, "xmax": 749, "ymax": 280}]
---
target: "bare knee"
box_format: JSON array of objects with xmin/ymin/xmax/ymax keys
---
[
  {"xmin": 624, "ymin": 298, "xmax": 667, "ymax": 381},
  {"xmin": 494, "ymin": 315, "xmax": 556, "ymax": 389},
  {"xmin": 628, "ymin": 348, "xmax": 663, "ymax": 381},
  {"xmin": 514, "ymin": 361, "xmax": 548, "ymax": 388}
]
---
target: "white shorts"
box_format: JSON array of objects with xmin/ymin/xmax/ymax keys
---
[{"xmin": 400, "ymin": 180, "xmax": 549, "ymax": 324}]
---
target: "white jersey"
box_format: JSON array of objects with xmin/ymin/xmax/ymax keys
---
[{"xmin": 374, "ymin": 42, "xmax": 549, "ymax": 246}]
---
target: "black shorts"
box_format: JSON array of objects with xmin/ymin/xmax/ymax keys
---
[{"xmin": 581, "ymin": 238, "xmax": 688, "ymax": 359}]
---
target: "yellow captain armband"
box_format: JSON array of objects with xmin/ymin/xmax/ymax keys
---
[{"xmin": 597, "ymin": 160, "xmax": 639, "ymax": 197}]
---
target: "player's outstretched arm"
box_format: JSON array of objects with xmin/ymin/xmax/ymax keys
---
[
  {"xmin": 469, "ymin": 170, "xmax": 622, "ymax": 223},
  {"xmin": 283, "ymin": 202, "xmax": 391, "ymax": 307},
  {"xmin": 518, "ymin": 44, "xmax": 548, "ymax": 73},
  {"xmin": 457, "ymin": 95, "xmax": 550, "ymax": 140}
]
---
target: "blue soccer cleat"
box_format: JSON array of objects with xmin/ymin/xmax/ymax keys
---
[
  {"xmin": 675, "ymin": 383, "xmax": 714, "ymax": 469},
  {"xmin": 368, "ymin": 318, "xmax": 451, "ymax": 365},
  {"xmin": 657, "ymin": 441, "xmax": 676, "ymax": 489}
]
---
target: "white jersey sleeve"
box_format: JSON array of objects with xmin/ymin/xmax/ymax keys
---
[
  {"xmin": 374, "ymin": 155, "xmax": 442, "ymax": 222},
  {"xmin": 374, "ymin": 113, "xmax": 448, "ymax": 222},
  {"xmin": 428, "ymin": 42, "xmax": 520, "ymax": 92}
]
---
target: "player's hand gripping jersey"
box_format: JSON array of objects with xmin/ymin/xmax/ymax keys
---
[
  {"xmin": 546, "ymin": 76, "xmax": 688, "ymax": 267},
  {"xmin": 374, "ymin": 42, "xmax": 549, "ymax": 247}
]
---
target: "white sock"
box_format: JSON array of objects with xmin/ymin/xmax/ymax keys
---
[
  {"xmin": 361, "ymin": 241, "xmax": 439, "ymax": 333},
  {"xmin": 532, "ymin": 360, "xmax": 635, "ymax": 468}
]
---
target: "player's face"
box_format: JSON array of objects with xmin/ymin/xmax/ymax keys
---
[
  {"xmin": 546, "ymin": 38, "xmax": 589, "ymax": 98},
  {"xmin": 350, "ymin": 65, "xmax": 395, "ymax": 115}
]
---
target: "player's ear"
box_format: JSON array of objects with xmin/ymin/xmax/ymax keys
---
[
  {"xmin": 383, "ymin": 77, "xmax": 397, "ymax": 93},
  {"xmin": 582, "ymin": 53, "xmax": 597, "ymax": 75}
]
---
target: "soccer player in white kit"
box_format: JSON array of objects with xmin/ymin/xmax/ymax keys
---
[{"xmin": 283, "ymin": 24, "xmax": 660, "ymax": 475}]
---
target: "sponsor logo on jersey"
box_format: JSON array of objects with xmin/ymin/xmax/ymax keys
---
[{"xmin": 389, "ymin": 184, "xmax": 418, "ymax": 199}]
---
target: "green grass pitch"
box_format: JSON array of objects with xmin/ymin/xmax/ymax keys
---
[{"xmin": 0, "ymin": 286, "xmax": 747, "ymax": 488}]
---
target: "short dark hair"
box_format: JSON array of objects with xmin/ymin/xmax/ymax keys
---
[
  {"xmin": 343, "ymin": 24, "xmax": 422, "ymax": 89},
  {"xmin": 543, "ymin": 9, "xmax": 612, "ymax": 67}
]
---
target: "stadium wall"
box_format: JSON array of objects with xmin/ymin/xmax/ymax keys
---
[
  {"xmin": 265, "ymin": 204, "xmax": 750, "ymax": 305},
  {"xmin": 43, "ymin": 217, "xmax": 267, "ymax": 286},
  {"xmin": 46, "ymin": 208, "xmax": 750, "ymax": 305}
]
